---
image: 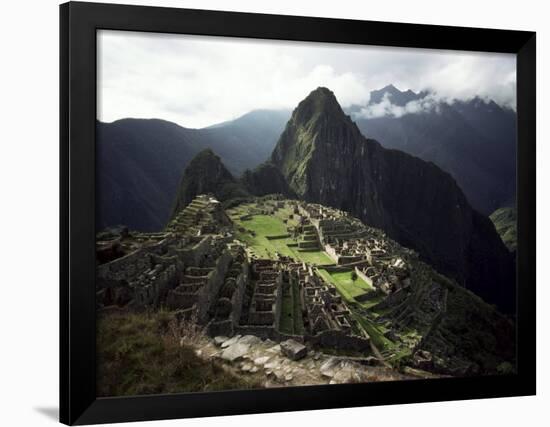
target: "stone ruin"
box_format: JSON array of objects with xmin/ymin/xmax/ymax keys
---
[
  {"xmin": 96, "ymin": 195, "xmax": 372, "ymax": 355},
  {"xmin": 97, "ymin": 195, "xmax": 507, "ymax": 374}
]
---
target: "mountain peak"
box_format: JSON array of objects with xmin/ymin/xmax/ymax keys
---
[
  {"xmin": 380, "ymin": 83, "xmax": 399, "ymax": 92},
  {"xmin": 192, "ymin": 148, "xmax": 219, "ymax": 162},
  {"xmin": 291, "ymin": 87, "xmax": 346, "ymax": 126},
  {"xmin": 271, "ymin": 87, "xmax": 363, "ymax": 194},
  {"xmin": 171, "ymin": 149, "xmax": 249, "ymax": 217},
  {"xmin": 370, "ymin": 84, "xmax": 423, "ymax": 106},
  {"xmin": 308, "ymin": 86, "xmax": 337, "ymax": 99}
]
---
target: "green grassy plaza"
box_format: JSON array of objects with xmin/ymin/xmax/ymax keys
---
[
  {"xmin": 228, "ymin": 204, "xmax": 397, "ymax": 352},
  {"xmin": 231, "ymin": 210, "xmax": 335, "ymax": 265},
  {"xmin": 317, "ymin": 269, "xmax": 375, "ymax": 302}
]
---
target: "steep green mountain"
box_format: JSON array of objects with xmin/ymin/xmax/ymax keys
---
[
  {"xmin": 241, "ymin": 162, "xmax": 295, "ymax": 198},
  {"xmin": 490, "ymin": 207, "xmax": 517, "ymax": 251},
  {"xmin": 349, "ymin": 87, "xmax": 516, "ymax": 215},
  {"xmin": 171, "ymin": 149, "xmax": 250, "ymax": 217},
  {"xmin": 97, "ymin": 110, "xmax": 289, "ymax": 231},
  {"xmin": 269, "ymin": 87, "xmax": 515, "ymax": 313}
]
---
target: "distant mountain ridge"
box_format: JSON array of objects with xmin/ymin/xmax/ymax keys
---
[
  {"xmin": 97, "ymin": 110, "xmax": 289, "ymax": 231},
  {"xmin": 97, "ymin": 84, "xmax": 516, "ymax": 234},
  {"xmin": 367, "ymin": 84, "xmax": 428, "ymax": 106},
  {"xmin": 348, "ymin": 85, "xmax": 516, "ymax": 215}
]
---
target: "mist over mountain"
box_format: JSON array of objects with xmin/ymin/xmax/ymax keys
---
[
  {"xmin": 348, "ymin": 85, "xmax": 516, "ymax": 215},
  {"xmin": 367, "ymin": 84, "xmax": 428, "ymax": 106}
]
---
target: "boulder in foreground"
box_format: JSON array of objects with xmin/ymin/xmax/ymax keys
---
[{"xmin": 280, "ymin": 339, "xmax": 307, "ymax": 361}]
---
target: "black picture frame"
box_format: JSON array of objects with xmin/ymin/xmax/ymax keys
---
[{"xmin": 60, "ymin": 1, "xmax": 536, "ymax": 425}]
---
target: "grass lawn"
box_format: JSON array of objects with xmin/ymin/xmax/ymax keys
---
[
  {"xmin": 269, "ymin": 237, "xmax": 297, "ymax": 258},
  {"xmin": 234, "ymin": 214, "xmax": 335, "ymax": 266},
  {"xmin": 234, "ymin": 231, "xmax": 272, "ymax": 259},
  {"xmin": 273, "ymin": 207, "xmax": 299, "ymax": 227},
  {"xmin": 235, "ymin": 233, "xmax": 297, "ymax": 260},
  {"xmin": 317, "ymin": 269, "xmax": 374, "ymax": 302},
  {"xmin": 293, "ymin": 250, "xmax": 334, "ymax": 265},
  {"xmin": 239, "ymin": 214, "xmax": 289, "ymax": 236},
  {"xmin": 234, "ymin": 215, "xmax": 292, "ymax": 259}
]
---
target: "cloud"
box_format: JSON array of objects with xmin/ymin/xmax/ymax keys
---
[
  {"xmin": 419, "ymin": 54, "xmax": 517, "ymax": 110},
  {"xmin": 98, "ymin": 30, "xmax": 516, "ymax": 128},
  {"xmin": 356, "ymin": 92, "xmax": 441, "ymax": 119}
]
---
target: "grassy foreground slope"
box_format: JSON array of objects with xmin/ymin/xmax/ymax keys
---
[{"xmin": 97, "ymin": 311, "xmax": 261, "ymax": 396}]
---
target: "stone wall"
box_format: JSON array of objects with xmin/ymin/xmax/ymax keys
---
[
  {"xmin": 196, "ymin": 249, "xmax": 233, "ymax": 324},
  {"xmin": 235, "ymin": 325, "xmax": 278, "ymax": 340},
  {"xmin": 354, "ymin": 266, "xmax": 374, "ymax": 288},
  {"xmin": 175, "ymin": 235, "xmax": 212, "ymax": 266},
  {"xmin": 321, "ymin": 265, "xmax": 353, "ymax": 273},
  {"xmin": 97, "ymin": 236, "xmax": 176, "ymax": 286},
  {"xmin": 324, "ymin": 244, "xmax": 340, "ymax": 263},
  {"xmin": 307, "ymin": 330, "xmax": 371, "ymax": 353},
  {"xmin": 134, "ymin": 263, "xmax": 178, "ymax": 308},
  {"xmin": 207, "ymin": 319, "xmax": 233, "ymax": 337},
  {"xmin": 274, "ymin": 274, "xmax": 283, "ymax": 332},
  {"xmin": 231, "ymin": 262, "xmax": 249, "ymax": 329}
]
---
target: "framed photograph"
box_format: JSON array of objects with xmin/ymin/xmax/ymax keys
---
[{"xmin": 60, "ymin": 1, "xmax": 536, "ymax": 425}]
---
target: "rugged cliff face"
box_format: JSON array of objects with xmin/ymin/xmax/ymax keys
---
[
  {"xmin": 171, "ymin": 149, "xmax": 249, "ymax": 218},
  {"xmin": 271, "ymin": 87, "xmax": 515, "ymax": 313},
  {"xmin": 241, "ymin": 162, "xmax": 295, "ymax": 198}
]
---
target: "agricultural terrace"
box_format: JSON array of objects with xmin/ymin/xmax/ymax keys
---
[{"xmin": 315, "ymin": 268, "xmax": 396, "ymax": 353}]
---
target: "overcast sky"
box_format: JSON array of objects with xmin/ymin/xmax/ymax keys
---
[{"xmin": 98, "ymin": 30, "xmax": 516, "ymax": 129}]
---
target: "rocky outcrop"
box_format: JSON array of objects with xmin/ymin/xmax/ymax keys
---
[
  {"xmin": 269, "ymin": 87, "xmax": 515, "ymax": 313},
  {"xmin": 280, "ymin": 339, "xmax": 307, "ymax": 361},
  {"xmin": 241, "ymin": 162, "xmax": 295, "ymax": 198}
]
